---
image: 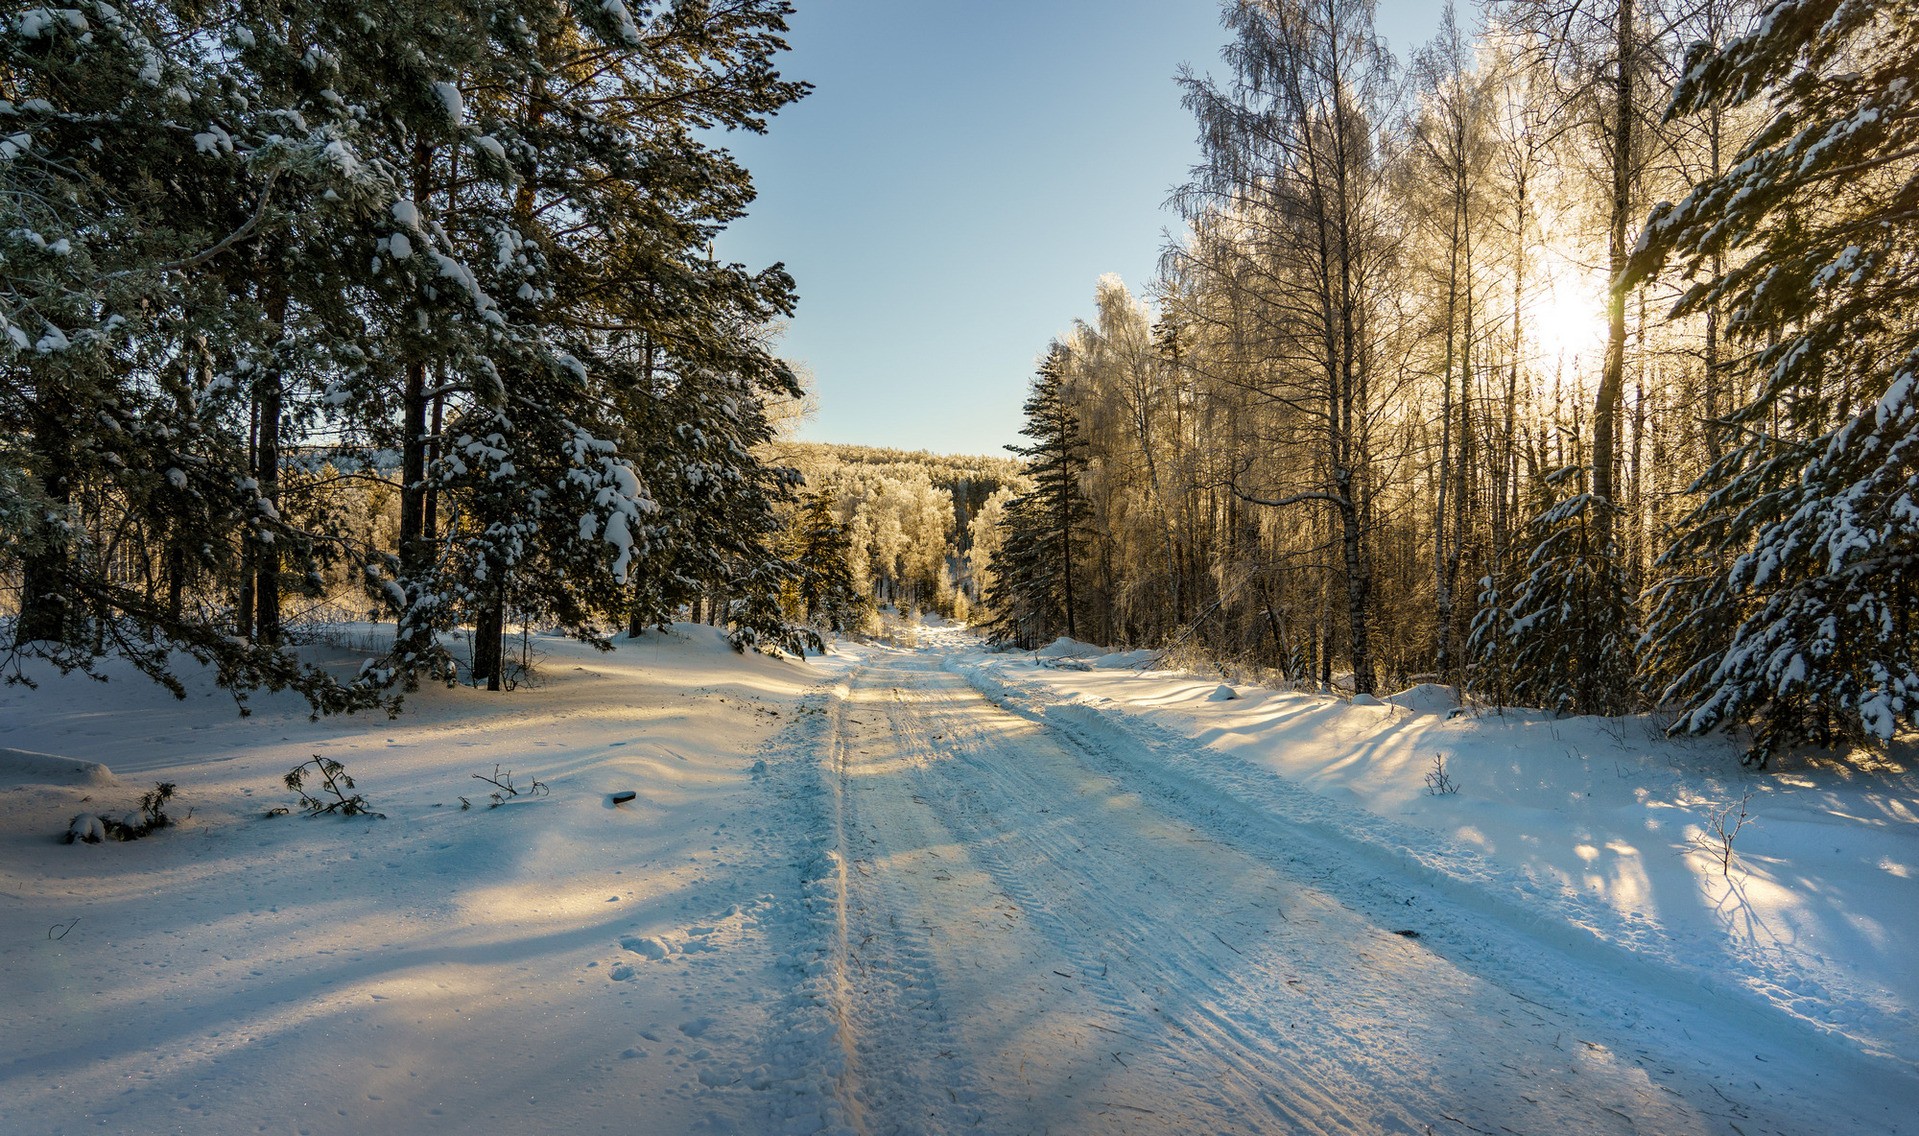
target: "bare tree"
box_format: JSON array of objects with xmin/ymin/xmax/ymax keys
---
[{"xmin": 1176, "ymin": 0, "xmax": 1405, "ymax": 695}]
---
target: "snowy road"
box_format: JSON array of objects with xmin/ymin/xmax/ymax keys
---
[
  {"xmin": 802, "ymin": 647, "xmax": 1721, "ymax": 1136},
  {"xmin": 6, "ymin": 628, "xmax": 1905, "ymax": 1135}
]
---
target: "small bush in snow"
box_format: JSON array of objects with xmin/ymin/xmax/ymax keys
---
[
  {"xmin": 64, "ymin": 782, "xmax": 178, "ymax": 843},
  {"xmin": 1423, "ymin": 754, "xmax": 1459, "ymax": 797},
  {"xmin": 1693, "ymin": 791, "xmax": 1754, "ymax": 877},
  {"xmin": 281, "ymin": 757, "xmax": 381, "ymax": 818},
  {"xmin": 463, "ymin": 764, "xmax": 549, "ymax": 809}
]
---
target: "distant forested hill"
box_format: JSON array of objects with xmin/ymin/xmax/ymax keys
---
[{"xmin": 771, "ymin": 442, "xmax": 1028, "ymax": 618}]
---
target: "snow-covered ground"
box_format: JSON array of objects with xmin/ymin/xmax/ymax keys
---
[{"xmin": 2, "ymin": 623, "xmax": 1914, "ymax": 1134}]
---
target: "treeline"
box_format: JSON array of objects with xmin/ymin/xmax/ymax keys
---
[
  {"xmin": 986, "ymin": 0, "xmax": 1918, "ymax": 766},
  {"xmin": 775, "ymin": 442, "xmax": 1026, "ymax": 622},
  {"xmin": 0, "ymin": 0, "xmax": 814, "ymax": 709}
]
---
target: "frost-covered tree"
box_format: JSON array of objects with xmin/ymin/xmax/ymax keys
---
[
  {"xmin": 1629, "ymin": 0, "xmax": 1919, "ymax": 764},
  {"xmin": 1176, "ymin": 0, "xmax": 1403, "ymax": 695},
  {"xmin": 966, "ymin": 486, "xmax": 1016, "ymax": 615},
  {"xmin": 774, "ymin": 443, "xmax": 1023, "ymax": 619},
  {"xmin": 1407, "ymin": 3, "xmax": 1495, "ymax": 685}
]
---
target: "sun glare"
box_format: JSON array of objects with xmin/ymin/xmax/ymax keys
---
[
  {"xmin": 1531, "ymin": 290, "xmax": 1607, "ymax": 362},
  {"xmin": 1527, "ymin": 255, "xmax": 1609, "ymax": 365}
]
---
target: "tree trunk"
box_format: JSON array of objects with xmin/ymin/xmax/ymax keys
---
[
  {"xmin": 1702, "ymin": 100, "xmax": 1725, "ymax": 464},
  {"xmin": 397, "ymin": 141, "xmax": 436, "ymax": 587},
  {"xmin": 472, "ymin": 579, "xmax": 505, "ymax": 691},
  {"xmin": 16, "ymin": 387, "xmax": 75, "ymax": 646},
  {"xmin": 1445, "ymin": 231, "xmax": 1476, "ymax": 682},
  {"xmin": 1337, "ymin": 480, "xmax": 1376, "ymax": 696},
  {"xmin": 1593, "ymin": 0, "xmax": 1633, "ymax": 550},
  {"xmin": 237, "ymin": 394, "xmax": 258, "ymax": 637},
  {"xmin": 398, "ymin": 357, "xmax": 431, "ymax": 580},
  {"xmin": 253, "ymin": 282, "xmax": 287, "ymax": 647},
  {"xmin": 1435, "ymin": 155, "xmax": 1463, "ymax": 679},
  {"xmin": 422, "ymin": 381, "xmax": 445, "ymax": 548}
]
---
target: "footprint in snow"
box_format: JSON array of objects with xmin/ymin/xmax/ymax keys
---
[{"xmin": 621, "ymin": 934, "xmax": 671, "ymax": 960}]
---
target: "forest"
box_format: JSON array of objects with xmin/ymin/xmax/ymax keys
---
[
  {"xmin": 773, "ymin": 442, "xmax": 1023, "ymax": 624},
  {"xmin": 2, "ymin": 0, "xmax": 1914, "ymax": 768},
  {"xmin": 4, "ymin": 5, "xmax": 1914, "ymax": 1129},
  {"xmin": 981, "ymin": 0, "xmax": 1918, "ymax": 768},
  {"xmin": 0, "ymin": 0, "xmax": 818, "ymax": 708}
]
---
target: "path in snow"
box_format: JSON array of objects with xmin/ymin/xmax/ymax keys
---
[{"xmin": 809, "ymin": 648, "xmax": 1715, "ymax": 1136}]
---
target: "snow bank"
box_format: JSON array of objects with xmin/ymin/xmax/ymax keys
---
[
  {"xmin": 1035, "ymin": 636, "xmax": 1103, "ymax": 660},
  {"xmin": 1386, "ymin": 682, "xmax": 1461, "ymax": 714},
  {"xmin": 948, "ymin": 649, "xmax": 1919, "ymax": 1077},
  {"xmin": 0, "ymin": 625, "xmax": 845, "ymax": 1135},
  {"xmin": 0, "ymin": 747, "xmax": 119, "ymax": 788}
]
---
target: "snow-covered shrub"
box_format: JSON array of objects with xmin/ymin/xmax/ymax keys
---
[{"xmin": 62, "ymin": 782, "xmax": 177, "ymax": 843}]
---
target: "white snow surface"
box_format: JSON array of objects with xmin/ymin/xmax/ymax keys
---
[
  {"xmin": 1384, "ymin": 682, "xmax": 1461, "ymax": 714},
  {"xmin": 1, "ymin": 623, "xmax": 1915, "ymax": 1135},
  {"xmin": 1035, "ymin": 636, "xmax": 1104, "ymax": 660},
  {"xmin": 0, "ymin": 747, "xmax": 119, "ymax": 788}
]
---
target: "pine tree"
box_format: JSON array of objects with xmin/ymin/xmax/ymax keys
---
[
  {"xmin": 1629, "ymin": 0, "xmax": 1919, "ymax": 764},
  {"xmin": 986, "ymin": 344, "xmax": 1091, "ymax": 648},
  {"xmin": 1, "ymin": 0, "xmax": 813, "ymax": 705},
  {"xmin": 0, "ymin": 0, "xmax": 388, "ymax": 714},
  {"xmin": 459, "ymin": 0, "xmax": 810, "ymax": 671}
]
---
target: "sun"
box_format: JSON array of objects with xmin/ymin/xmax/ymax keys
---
[
  {"xmin": 1526, "ymin": 254, "xmax": 1609, "ymax": 365},
  {"xmin": 1531, "ymin": 289, "xmax": 1607, "ymax": 362}
]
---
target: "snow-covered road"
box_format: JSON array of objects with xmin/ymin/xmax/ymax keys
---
[
  {"xmin": 6, "ymin": 626, "xmax": 1909, "ymax": 1135},
  {"xmin": 797, "ymin": 647, "xmax": 1720, "ymax": 1135}
]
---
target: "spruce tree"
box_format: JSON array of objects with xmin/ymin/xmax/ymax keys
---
[
  {"xmin": 793, "ymin": 491, "xmax": 864, "ymax": 634},
  {"xmin": 1473, "ymin": 465, "xmax": 1637, "ymax": 716},
  {"xmin": 986, "ymin": 345, "xmax": 1092, "ymax": 648},
  {"xmin": 1629, "ymin": 0, "xmax": 1919, "ymax": 764}
]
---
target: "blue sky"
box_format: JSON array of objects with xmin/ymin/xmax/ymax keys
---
[{"xmin": 716, "ymin": 0, "xmax": 1450, "ymax": 457}]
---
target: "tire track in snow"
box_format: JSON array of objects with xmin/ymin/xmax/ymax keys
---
[
  {"xmin": 880, "ymin": 666, "xmax": 1377, "ymax": 1133},
  {"xmin": 952, "ymin": 652, "xmax": 1916, "ymax": 1134},
  {"xmin": 817, "ymin": 649, "xmax": 1716, "ymax": 1135}
]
